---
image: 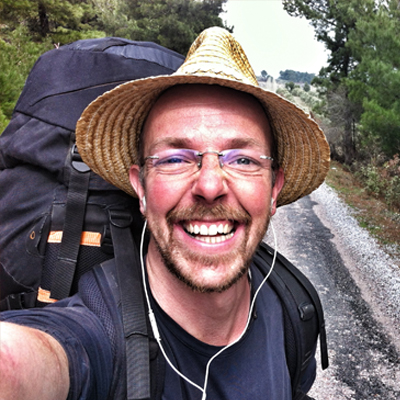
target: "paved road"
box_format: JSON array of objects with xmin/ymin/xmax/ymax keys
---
[{"xmin": 264, "ymin": 184, "xmax": 400, "ymax": 399}]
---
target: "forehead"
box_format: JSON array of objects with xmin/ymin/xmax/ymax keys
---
[{"xmin": 141, "ymin": 85, "xmax": 272, "ymax": 153}]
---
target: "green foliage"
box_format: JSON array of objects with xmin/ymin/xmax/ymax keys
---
[
  {"xmin": 0, "ymin": 0, "xmax": 229, "ymax": 53},
  {"xmin": 357, "ymin": 154, "xmax": 400, "ymax": 211},
  {"xmin": 276, "ymin": 87, "xmax": 295, "ymax": 103},
  {"xmin": 345, "ymin": 1, "xmax": 400, "ymax": 157},
  {"xmin": 97, "ymin": 0, "xmax": 230, "ymax": 55},
  {"xmin": 303, "ymin": 82, "xmax": 310, "ymax": 92},
  {"xmin": 279, "ymin": 69, "xmax": 315, "ymax": 84},
  {"xmin": 0, "ymin": 0, "xmax": 229, "ymax": 132},
  {"xmin": 360, "ymin": 164, "xmax": 384, "ymax": 196},
  {"xmin": 282, "ymin": 0, "xmax": 400, "ymax": 160},
  {"xmin": 258, "ymin": 70, "xmax": 273, "ymax": 83},
  {"xmin": 0, "ymin": 25, "xmax": 53, "ymax": 132},
  {"xmin": 277, "ymin": 83, "xmax": 323, "ymax": 115},
  {"xmin": 283, "ymin": 0, "xmax": 375, "ymax": 86},
  {"xmin": 385, "ymin": 175, "xmax": 400, "ymax": 211},
  {"xmin": 285, "ymin": 81, "xmax": 295, "ymax": 92},
  {"xmin": 0, "ymin": 0, "xmax": 102, "ymax": 43}
]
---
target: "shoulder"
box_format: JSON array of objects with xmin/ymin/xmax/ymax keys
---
[{"xmin": 1, "ymin": 261, "xmax": 124, "ymax": 400}]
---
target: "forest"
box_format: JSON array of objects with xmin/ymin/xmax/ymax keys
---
[
  {"xmin": 279, "ymin": 70, "xmax": 315, "ymax": 84},
  {"xmin": 283, "ymin": 0, "xmax": 400, "ymax": 211},
  {"xmin": 0, "ymin": 0, "xmax": 229, "ymax": 131}
]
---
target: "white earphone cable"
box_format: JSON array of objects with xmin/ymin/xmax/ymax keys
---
[
  {"xmin": 201, "ymin": 218, "xmax": 277, "ymax": 399},
  {"xmin": 139, "ymin": 221, "xmax": 205, "ymax": 394},
  {"xmin": 139, "ymin": 218, "xmax": 278, "ymax": 400}
]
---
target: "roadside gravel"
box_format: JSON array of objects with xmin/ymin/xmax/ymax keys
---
[
  {"xmin": 311, "ymin": 183, "xmax": 400, "ymax": 351},
  {"xmin": 265, "ymin": 182, "xmax": 400, "ymax": 399}
]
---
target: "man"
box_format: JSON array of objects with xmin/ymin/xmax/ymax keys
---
[{"xmin": 0, "ymin": 27, "xmax": 330, "ymax": 399}]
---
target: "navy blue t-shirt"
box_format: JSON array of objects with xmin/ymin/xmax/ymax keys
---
[
  {"xmin": 155, "ymin": 265, "xmax": 291, "ymax": 400},
  {"xmin": 1, "ymin": 262, "xmax": 314, "ymax": 399}
]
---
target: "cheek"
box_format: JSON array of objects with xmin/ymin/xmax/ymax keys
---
[
  {"xmin": 234, "ymin": 179, "xmax": 271, "ymax": 218},
  {"xmin": 145, "ymin": 177, "xmax": 188, "ymax": 216}
]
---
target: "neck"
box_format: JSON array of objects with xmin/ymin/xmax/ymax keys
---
[{"xmin": 146, "ymin": 246, "xmax": 251, "ymax": 346}]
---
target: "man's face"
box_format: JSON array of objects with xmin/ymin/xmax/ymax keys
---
[{"xmin": 130, "ymin": 85, "xmax": 284, "ymax": 293}]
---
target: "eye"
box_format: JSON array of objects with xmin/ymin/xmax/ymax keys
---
[
  {"xmin": 151, "ymin": 149, "xmax": 198, "ymax": 173},
  {"xmin": 223, "ymin": 150, "xmax": 261, "ymax": 171},
  {"xmin": 157, "ymin": 155, "xmax": 189, "ymax": 165},
  {"xmin": 233, "ymin": 157, "xmax": 254, "ymax": 166}
]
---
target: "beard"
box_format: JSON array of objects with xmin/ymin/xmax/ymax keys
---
[{"xmin": 147, "ymin": 202, "xmax": 270, "ymax": 293}]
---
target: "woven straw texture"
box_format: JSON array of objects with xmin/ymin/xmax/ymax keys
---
[{"xmin": 76, "ymin": 27, "xmax": 330, "ymax": 206}]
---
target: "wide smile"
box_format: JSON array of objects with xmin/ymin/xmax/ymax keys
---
[{"xmin": 183, "ymin": 221, "xmax": 235, "ymax": 244}]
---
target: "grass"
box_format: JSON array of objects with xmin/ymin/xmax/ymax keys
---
[{"xmin": 325, "ymin": 160, "xmax": 400, "ymax": 263}]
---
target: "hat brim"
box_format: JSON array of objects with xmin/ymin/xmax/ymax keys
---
[{"xmin": 76, "ymin": 73, "xmax": 330, "ymax": 206}]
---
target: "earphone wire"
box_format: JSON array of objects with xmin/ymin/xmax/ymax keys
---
[
  {"xmin": 139, "ymin": 220, "xmax": 205, "ymax": 394},
  {"xmin": 200, "ymin": 218, "xmax": 278, "ymax": 399},
  {"xmin": 139, "ymin": 218, "xmax": 278, "ymax": 400}
]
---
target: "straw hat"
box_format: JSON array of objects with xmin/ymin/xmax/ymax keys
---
[{"xmin": 76, "ymin": 27, "xmax": 330, "ymax": 206}]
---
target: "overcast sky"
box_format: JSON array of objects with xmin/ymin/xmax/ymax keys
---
[{"xmin": 221, "ymin": 0, "xmax": 328, "ymax": 79}]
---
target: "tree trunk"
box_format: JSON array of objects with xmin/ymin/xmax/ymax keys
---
[
  {"xmin": 343, "ymin": 118, "xmax": 356, "ymax": 164},
  {"xmin": 38, "ymin": 2, "xmax": 50, "ymax": 37}
]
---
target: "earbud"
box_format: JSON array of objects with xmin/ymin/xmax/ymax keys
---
[
  {"xmin": 142, "ymin": 196, "xmax": 147, "ymax": 212},
  {"xmin": 270, "ymin": 198, "xmax": 274, "ymax": 207}
]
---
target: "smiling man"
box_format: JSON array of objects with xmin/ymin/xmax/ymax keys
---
[
  {"xmin": 134, "ymin": 85, "xmax": 283, "ymax": 297},
  {"xmin": 129, "ymin": 85, "xmax": 284, "ymax": 349},
  {"xmin": 0, "ymin": 27, "xmax": 330, "ymax": 400}
]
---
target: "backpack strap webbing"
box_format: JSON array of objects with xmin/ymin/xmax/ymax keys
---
[
  {"xmin": 50, "ymin": 144, "xmax": 91, "ymax": 300},
  {"xmin": 108, "ymin": 209, "xmax": 152, "ymax": 400},
  {"xmin": 253, "ymin": 242, "xmax": 328, "ymax": 398},
  {"xmin": 0, "ymin": 291, "xmax": 37, "ymax": 310}
]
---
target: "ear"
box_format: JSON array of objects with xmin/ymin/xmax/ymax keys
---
[
  {"xmin": 129, "ymin": 165, "xmax": 146, "ymax": 215},
  {"xmin": 270, "ymin": 167, "xmax": 284, "ymax": 216}
]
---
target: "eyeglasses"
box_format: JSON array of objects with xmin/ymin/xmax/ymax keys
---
[{"xmin": 144, "ymin": 149, "xmax": 273, "ymax": 176}]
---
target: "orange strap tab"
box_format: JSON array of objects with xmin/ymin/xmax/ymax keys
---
[
  {"xmin": 37, "ymin": 287, "xmax": 58, "ymax": 303},
  {"xmin": 47, "ymin": 231, "xmax": 102, "ymax": 247}
]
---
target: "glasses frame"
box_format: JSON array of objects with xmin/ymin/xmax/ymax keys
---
[{"xmin": 144, "ymin": 148, "xmax": 274, "ymax": 177}]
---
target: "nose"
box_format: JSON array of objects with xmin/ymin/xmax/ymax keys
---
[{"xmin": 191, "ymin": 153, "xmax": 228, "ymax": 203}]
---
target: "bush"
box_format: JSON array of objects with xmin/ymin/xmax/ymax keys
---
[
  {"xmin": 360, "ymin": 164, "xmax": 384, "ymax": 196},
  {"xmin": 385, "ymin": 175, "xmax": 400, "ymax": 211},
  {"xmin": 285, "ymin": 81, "xmax": 295, "ymax": 92},
  {"xmin": 357, "ymin": 154, "xmax": 400, "ymax": 211},
  {"xmin": 0, "ymin": 26, "xmax": 53, "ymax": 132}
]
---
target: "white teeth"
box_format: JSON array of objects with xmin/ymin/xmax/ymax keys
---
[
  {"xmin": 195, "ymin": 232, "xmax": 234, "ymax": 243},
  {"xmin": 185, "ymin": 222, "xmax": 234, "ymax": 238},
  {"xmin": 200, "ymin": 225, "xmax": 208, "ymax": 235},
  {"xmin": 209, "ymin": 225, "xmax": 218, "ymax": 236}
]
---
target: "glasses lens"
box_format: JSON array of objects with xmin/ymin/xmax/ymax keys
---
[
  {"xmin": 149, "ymin": 149, "xmax": 198, "ymax": 174},
  {"xmin": 221, "ymin": 149, "xmax": 270, "ymax": 173}
]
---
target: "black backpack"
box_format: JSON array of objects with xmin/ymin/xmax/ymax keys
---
[
  {"xmin": 0, "ymin": 37, "xmax": 328, "ymax": 399},
  {"xmin": 0, "ymin": 37, "xmax": 185, "ymax": 310},
  {"xmin": 254, "ymin": 243, "xmax": 329, "ymax": 400},
  {"xmin": 92, "ymin": 240, "xmax": 328, "ymax": 400}
]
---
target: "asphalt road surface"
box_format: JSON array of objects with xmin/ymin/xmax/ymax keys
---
[{"xmin": 264, "ymin": 183, "xmax": 400, "ymax": 400}]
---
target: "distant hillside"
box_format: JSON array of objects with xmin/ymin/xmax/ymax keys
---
[{"xmin": 278, "ymin": 69, "xmax": 315, "ymax": 84}]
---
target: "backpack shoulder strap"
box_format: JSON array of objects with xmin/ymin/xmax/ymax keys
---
[
  {"xmin": 50, "ymin": 140, "xmax": 91, "ymax": 300},
  {"xmin": 253, "ymin": 242, "xmax": 328, "ymax": 399},
  {"xmin": 106, "ymin": 208, "xmax": 163, "ymax": 400},
  {"xmin": 97, "ymin": 256, "xmax": 165, "ymax": 400}
]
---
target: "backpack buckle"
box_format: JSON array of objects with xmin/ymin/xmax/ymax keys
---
[
  {"xmin": 71, "ymin": 144, "xmax": 90, "ymax": 172},
  {"xmin": 298, "ymin": 302, "xmax": 315, "ymax": 321}
]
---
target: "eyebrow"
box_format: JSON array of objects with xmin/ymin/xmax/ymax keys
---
[
  {"xmin": 149, "ymin": 137, "xmax": 192, "ymax": 152},
  {"xmin": 148, "ymin": 137, "xmax": 266, "ymax": 153}
]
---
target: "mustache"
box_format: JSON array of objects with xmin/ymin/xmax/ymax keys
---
[{"xmin": 166, "ymin": 203, "xmax": 251, "ymax": 225}]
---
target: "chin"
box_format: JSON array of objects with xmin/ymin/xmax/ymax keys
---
[{"xmin": 156, "ymin": 240, "xmax": 251, "ymax": 293}]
